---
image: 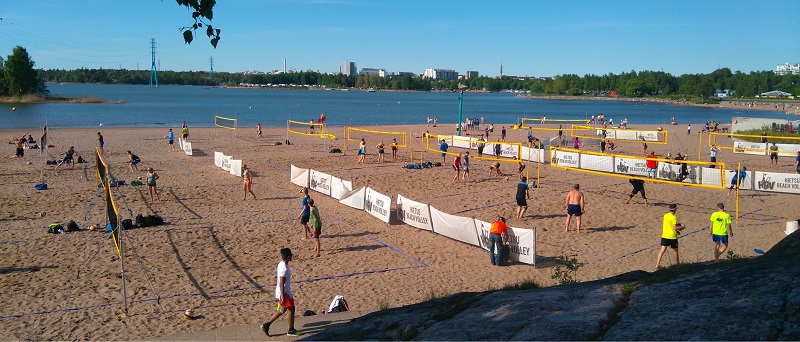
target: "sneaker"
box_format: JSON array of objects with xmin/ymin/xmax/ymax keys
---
[
  {"xmin": 287, "ymin": 328, "xmax": 302, "ymax": 336},
  {"xmin": 261, "ymin": 322, "xmax": 270, "ymax": 336}
]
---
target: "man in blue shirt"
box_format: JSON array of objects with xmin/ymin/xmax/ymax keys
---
[
  {"xmin": 727, "ymin": 167, "xmax": 747, "ymax": 196},
  {"xmin": 516, "ymin": 176, "xmax": 531, "ymax": 218},
  {"xmin": 439, "ymin": 139, "xmax": 448, "ymax": 164},
  {"xmin": 297, "ymin": 187, "xmax": 312, "ymax": 239},
  {"xmin": 166, "ymin": 128, "xmax": 175, "ymax": 152}
]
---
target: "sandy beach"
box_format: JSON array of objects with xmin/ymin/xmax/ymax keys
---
[{"xmin": 0, "ymin": 122, "xmax": 796, "ymax": 340}]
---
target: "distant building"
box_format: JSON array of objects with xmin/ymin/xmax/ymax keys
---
[
  {"xmin": 390, "ymin": 71, "xmax": 416, "ymax": 77},
  {"xmin": 341, "ymin": 61, "xmax": 357, "ymax": 76},
  {"xmin": 359, "ymin": 68, "xmax": 386, "ymax": 77},
  {"xmin": 423, "ymin": 68, "xmax": 458, "ymax": 81},
  {"xmin": 464, "ymin": 71, "xmax": 479, "ymax": 79},
  {"xmin": 776, "ymin": 63, "xmax": 800, "ymax": 75},
  {"xmin": 760, "ymin": 90, "xmax": 793, "ymax": 98},
  {"xmin": 714, "ymin": 89, "xmax": 735, "ymax": 98}
]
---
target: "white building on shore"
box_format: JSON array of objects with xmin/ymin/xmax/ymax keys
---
[
  {"xmin": 776, "ymin": 63, "xmax": 800, "ymax": 75},
  {"xmin": 423, "ymin": 68, "xmax": 458, "ymax": 81}
]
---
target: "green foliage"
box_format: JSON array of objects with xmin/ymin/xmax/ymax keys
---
[
  {"xmin": 176, "ymin": 0, "xmax": 220, "ymax": 47},
  {"xmin": 3, "ymin": 46, "xmax": 48, "ymax": 97},
  {"xmin": 551, "ymin": 255, "xmax": 584, "ymax": 285},
  {"xmin": 500, "ymin": 278, "xmax": 540, "ymax": 291},
  {"xmin": 725, "ymin": 250, "xmax": 744, "ymax": 260}
]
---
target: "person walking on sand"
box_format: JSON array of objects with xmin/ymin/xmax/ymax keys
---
[
  {"xmin": 357, "ymin": 138, "xmax": 366, "ymax": 164},
  {"xmin": 256, "ymin": 122, "xmax": 264, "ymax": 140},
  {"xmin": 427, "ymin": 116, "xmax": 431, "ymax": 127},
  {"xmin": 309, "ymin": 199, "xmax": 322, "ymax": 257},
  {"xmin": 709, "ymin": 203, "xmax": 732, "ymax": 264},
  {"xmin": 494, "ymin": 138, "xmax": 502, "ymax": 157},
  {"xmin": 146, "ymin": 167, "xmax": 160, "ymax": 202},
  {"xmin": 261, "ymin": 248, "xmax": 301, "ymax": 337},
  {"xmin": 127, "ymin": 150, "xmax": 141, "ymax": 172},
  {"xmin": 439, "ymin": 139, "xmax": 448, "ymax": 164},
  {"xmin": 376, "ymin": 141, "xmax": 386, "ymax": 163},
  {"xmin": 727, "ymin": 166, "xmax": 747, "ymax": 195},
  {"xmin": 640, "ymin": 137, "xmax": 648, "ymax": 154},
  {"xmin": 488, "ymin": 216, "xmax": 509, "ymax": 266},
  {"xmin": 565, "ymin": 184, "xmax": 585, "ymax": 233},
  {"xmin": 687, "ymin": 124, "xmax": 691, "ymax": 135},
  {"xmin": 391, "ymin": 138, "xmax": 398, "ymax": 162},
  {"xmin": 710, "ymin": 144, "xmax": 721, "ymax": 168},
  {"xmin": 625, "ymin": 178, "xmax": 649, "ymax": 206},
  {"xmin": 501, "ymin": 126, "xmax": 507, "ymax": 141},
  {"xmin": 165, "ymin": 129, "xmax": 175, "ymax": 152},
  {"xmin": 433, "ymin": 116, "xmax": 438, "ymax": 127},
  {"xmin": 462, "ymin": 151, "xmax": 470, "ymax": 180},
  {"xmin": 516, "ymin": 176, "xmax": 531, "ymax": 219},
  {"xmin": 242, "ymin": 164, "xmax": 256, "ymax": 200},
  {"xmin": 656, "ymin": 204, "xmax": 685, "ymax": 269},
  {"xmin": 452, "ymin": 152, "xmax": 462, "ymax": 182},
  {"xmin": 769, "ymin": 142, "xmax": 779, "ymax": 166},
  {"xmin": 97, "ymin": 132, "xmax": 104, "ymax": 156},
  {"xmin": 54, "ymin": 146, "xmax": 76, "ymax": 171},
  {"xmin": 298, "ymin": 187, "xmax": 312, "ymax": 240},
  {"xmin": 182, "ymin": 121, "xmax": 189, "ymax": 141}
]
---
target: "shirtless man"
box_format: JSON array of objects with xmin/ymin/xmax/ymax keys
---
[
  {"xmin": 242, "ymin": 164, "xmax": 256, "ymax": 200},
  {"xmin": 565, "ymin": 184, "xmax": 586, "ymax": 233},
  {"xmin": 256, "ymin": 122, "xmax": 264, "ymax": 140}
]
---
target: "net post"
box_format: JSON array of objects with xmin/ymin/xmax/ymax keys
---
[
  {"xmin": 735, "ymin": 162, "xmax": 740, "ymax": 225},
  {"xmin": 697, "ymin": 131, "xmax": 702, "ymax": 160}
]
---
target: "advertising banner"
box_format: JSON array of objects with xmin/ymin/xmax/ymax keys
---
[
  {"xmin": 183, "ymin": 141, "xmax": 193, "ymax": 156},
  {"xmin": 396, "ymin": 194, "xmax": 433, "ymax": 231},
  {"xmin": 497, "ymin": 143, "xmax": 520, "ymax": 159},
  {"xmin": 221, "ymin": 155, "xmax": 233, "ymax": 171},
  {"xmin": 732, "ymin": 141, "xmax": 767, "ymax": 155},
  {"xmin": 474, "ymin": 219, "xmax": 535, "ymax": 265},
  {"xmin": 613, "ymin": 156, "xmax": 649, "ymax": 177},
  {"xmin": 339, "ymin": 186, "xmax": 366, "ymax": 210},
  {"xmin": 451, "ymin": 136, "xmax": 472, "ymax": 149},
  {"xmin": 615, "ymin": 130, "xmax": 639, "ymax": 141},
  {"xmin": 580, "ymin": 154, "xmax": 614, "ymax": 173},
  {"xmin": 229, "ymin": 159, "xmax": 242, "ymax": 177},
  {"xmin": 550, "ymin": 150, "xmax": 580, "ymax": 168},
  {"xmin": 638, "ymin": 131, "xmax": 660, "ymax": 142},
  {"xmin": 364, "ymin": 187, "xmax": 391, "ymax": 223},
  {"xmin": 214, "ymin": 151, "xmax": 223, "ymax": 167},
  {"xmin": 290, "ymin": 165, "xmax": 309, "ymax": 188},
  {"xmin": 752, "ymin": 171, "xmax": 800, "ymax": 194},
  {"xmin": 597, "ymin": 129, "xmax": 616, "ymax": 139},
  {"xmin": 774, "ymin": 143, "xmax": 800, "ymax": 156},
  {"xmin": 429, "ymin": 206, "xmax": 479, "ymax": 246},
  {"xmin": 330, "ymin": 176, "xmax": 353, "ymax": 200},
  {"xmin": 309, "ymin": 169, "xmax": 333, "ymax": 197},
  {"xmin": 178, "ymin": 138, "xmax": 184, "ymax": 150}
]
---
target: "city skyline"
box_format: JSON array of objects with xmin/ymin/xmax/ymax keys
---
[{"xmin": 1, "ymin": 1, "xmax": 798, "ymax": 77}]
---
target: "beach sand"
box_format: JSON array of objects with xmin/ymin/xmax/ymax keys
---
[{"xmin": 0, "ymin": 123, "xmax": 795, "ymax": 340}]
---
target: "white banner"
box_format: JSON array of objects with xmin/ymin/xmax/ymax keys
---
[
  {"xmin": 752, "ymin": 171, "xmax": 800, "ymax": 194},
  {"xmin": 290, "ymin": 165, "xmax": 310, "ymax": 188},
  {"xmin": 429, "ymin": 206, "xmax": 479, "ymax": 246},
  {"xmin": 597, "ymin": 129, "xmax": 616, "ymax": 139},
  {"xmin": 474, "ymin": 219, "xmax": 535, "ymax": 265},
  {"xmin": 497, "ymin": 143, "xmax": 520, "ymax": 159},
  {"xmin": 364, "ymin": 187, "xmax": 391, "ymax": 223},
  {"xmin": 700, "ymin": 167, "xmax": 724, "ymax": 187},
  {"xmin": 550, "ymin": 150, "xmax": 579, "ymax": 168},
  {"xmin": 774, "ymin": 143, "xmax": 800, "ymax": 156},
  {"xmin": 733, "ymin": 141, "xmax": 767, "ymax": 155},
  {"xmin": 339, "ymin": 186, "xmax": 366, "ymax": 210},
  {"xmin": 656, "ymin": 162, "xmax": 681, "ymax": 181},
  {"xmin": 521, "ymin": 146, "xmax": 547, "ymax": 163},
  {"xmin": 638, "ymin": 131, "xmax": 660, "ymax": 142},
  {"xmin": 309, "ymin": 169, "xmax": 333, "ymax": 197},
  {"xmin": 613, "ymin": 157, "xmax": 649, "ymax": 177},
  {"xmin": 221, "ymin": 155, "xmax": 233, "ymax": 171},
  {"xmin": 396, "ymin": 194, "xmax": 433, "ymax": 231},
  {"xmin": 183, "ymin": 141, "xmax": 193, "ymax": 156},
  {"xmin": 724, "ymin": 169, "xmax": 753, "ymax": 190},
  {"xmin": 330, "ymin": 176, "xmax": 353, "ymax": 200},
  {"xmin": 615, "ymin": 130, "xmax": 639, "ymax": 141},
  {"xmin": 229, "ymin": 159, "xmax": 242, "ymax": 177},
  {"xmin": 580, "ymin": 154, "xmax": 614, "ymax": 173},
  {"xmin": 451, "ymin": 136, "xmax": 472, "ymax": 149},
  {"xmin": 178, "ymin": 138, "xmax": 184, "ymax": 150},
  {"xmin": 214, "ymin": 151, "xmax": 223, "ymax": 168}
]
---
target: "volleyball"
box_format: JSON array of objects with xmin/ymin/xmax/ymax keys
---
[
  {"xmin": 40, "ymin": 211, "xmax": 46, "ymax": 218},
  {"xmin": 184, "ymin": 309, "xmax": 194, "ymax": 320}
]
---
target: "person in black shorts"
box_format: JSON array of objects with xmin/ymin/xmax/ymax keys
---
[
  {"xmin": 55, "ymin": 146, "xmax": 76, "ymax": 171},
  {"xmin": 516, "ymin": 176, "xmax": 530, "ymax": 218},
  {"xmin": 625, "ymin": 178, "xmax": 649, "ymax": 206}
]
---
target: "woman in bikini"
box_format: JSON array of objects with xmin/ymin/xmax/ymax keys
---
[{"xmin": 243, "ymin": 164, "xmax": 256, "ymax": 200}]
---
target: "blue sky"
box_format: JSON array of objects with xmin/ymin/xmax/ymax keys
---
[{"xmin": 1, "ymin": 1, "xmax": 798, "ymax": 77}]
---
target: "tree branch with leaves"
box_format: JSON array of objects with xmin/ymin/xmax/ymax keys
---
[{"xmin": 175, "ymin": 0, "xmax": 221, "ymax": 47}]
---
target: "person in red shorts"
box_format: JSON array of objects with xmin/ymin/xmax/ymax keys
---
[{"xmin": 262, "ymin": 248, "xmax": 301, "ymax": 336}]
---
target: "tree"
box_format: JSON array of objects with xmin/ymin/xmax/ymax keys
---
[
  {"xmin": 4, "ymin": 46, "xmax": 47, "ymax": 96},
  {"xmin": 0, "ymin": 56, "xmax": 6, "ymax": 96},
  {"xmin": 176, "ymin": 0, "xmax": 221, "ymax": 47}
]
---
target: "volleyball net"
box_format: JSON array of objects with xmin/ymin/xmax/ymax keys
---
[
  {"xmin": 287, "ymin": 120, "xmax": 336, "ymax": 140},
  {"xmin": 95, "ymin": 147, "xmax": 121, "ymax": 254},
  {"xmin": 424, "ymin": 133, "xmax": 524, "ymax": 162},
  {"xmin": 549, "ymin": 146, "xmax": 727, "ymax": 189},
  {"xmin": 519, "ymin": 117, "xmax": 589, "ymax": 128},
  {"xmin": 570, "ymin": 125, "xmax": 669, "ymax": 145},
  {"xmin": 344, "ymin": 127, "xmax": 407, "ymax": 154},
  {"xmin": 707, "ymin": 131, "xmax": 800, "ymax": 156},
  {"xmin": 214, "ymin": 116, "xmax": 237, "ymax": 130}
]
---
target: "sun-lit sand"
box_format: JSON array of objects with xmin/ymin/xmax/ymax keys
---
[{"xmin": 0, "ymin": 122, "xmax": 795, "ymax": 340}]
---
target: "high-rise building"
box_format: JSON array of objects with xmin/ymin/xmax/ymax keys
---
[
  {"xmin": 359, "ymin": 68, "xmax": 386, "ymax": 77},
  {"xmin": 341, "ymin": 61, "xmax": 357, "ymax": 76},
  {"xmin": 776, "ymin": 63, "xmax": 800, "ymax": 75},
  {"xmin": 465, "ymin": 71, "xmax": 479, "ymax": 79},
  {"xmin": 423, "ymin": 68, "xmax": 458, "ymax": 81}
]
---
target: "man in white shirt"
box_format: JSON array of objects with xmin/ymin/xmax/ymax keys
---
[{"xmin": 262, "ymin": 248, "xmax": 301, "ymax": 336}]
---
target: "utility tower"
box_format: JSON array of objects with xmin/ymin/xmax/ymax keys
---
[
  {"xmin": 209, "ymin": 56, "xmax": 214, "ymax": 78},
  {"xmin": 149, "ymin": 38, "xmax": 159, "ymax": 87}
]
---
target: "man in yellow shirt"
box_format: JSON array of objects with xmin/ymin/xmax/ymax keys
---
[
  {"xmin": 656, "ymin": 204, "xmax": 685, "ymax": 269},
  {"xmin": 709, "ymin": 203, "xmax": 733, "ymax": 263}
]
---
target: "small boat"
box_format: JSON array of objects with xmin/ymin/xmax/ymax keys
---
[{"xmin": 367, "ymin": 87, "xmax": 376, "ymax": 92}]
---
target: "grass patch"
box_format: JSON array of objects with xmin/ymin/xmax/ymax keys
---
[
  {"xmin": 551, "ymin": 255, "xmax": 585, "ymax": 285},
  {"xmin": 501, "ymin": 277, "xmax": 540, "ymax": 291},
  {"xmin": 376, "ymin": 298, "xmax": 390, "ymax": 311},
  {"xmin": 0, "ymin": 94, "xmax": 117, "ymax": 104}
]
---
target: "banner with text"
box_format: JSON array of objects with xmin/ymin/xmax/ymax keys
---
[
  {"xmin": 290, "ymin": 165, "xmax": 310, "ymax": 188},
  {"xmin": 752, "ymin": 171, "xmax": 800, "ymax": 194},
  {"xmin": 396, "ymin": 194, "xmax": 433, "ymax": 231},
  {"xmin": 613, "ymin": 156, "xmax": 649, "ymax": 177},
  {"xmin": 309, "ymin": 169, "xmax": 333, "ymax": 196},
  {"xmin": 429, "ymin": 206, "xmax": 479, "ymax": 246},
  {"xmin": 221, "ymin": 155, "xmax": 232, "ymax": 171},
  {"xmin": 330, "ymin": 176, "xmax": 353, "ymax": 200},
  {"xmin": 474, "ymin": 219, "xmax": 535, "ymax": 265},
  {"xmin": 733, "ymin": 141, "xmax": 767, "ymax": 155},
  {"xmin": 724, "ymin": 169, "xmax": 753, "ymax": 190},
  {"xmin": 183, "ymin": 141, "xmax": 193, "ymax": 156},
  {"xmin": 339, "ymin": 186, "xmax": 366, "ymax": 210},
  {"xmin": 775, "ymin": 143, "xmax": 800, "ymax": 156},
  {"xmin": 550, "ymin": 150, "xmax": 580, "ymax": 168},
  {"xmin": 364, "ymin": 187, "xmax": 391, "ymax": 223}
]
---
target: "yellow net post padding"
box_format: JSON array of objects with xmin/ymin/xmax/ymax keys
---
[
  {"xmin": 214, "ymin": 115, "xmax": 237, "ymax": 130},
  {"xmin": 549, "ymin": 146, "xmax": 727, "ymax": 189}
]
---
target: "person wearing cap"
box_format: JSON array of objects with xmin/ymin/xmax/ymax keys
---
[
  {"xmin": 709, "ymin": 202, "xmax": 732, "ymax": 263},
  {"xmin": 489, "ymin": 217, "xmax": 509, "ymax": 266},
  {"xmin": 656, "ymin": 204, "xmax": 686, "ymax": 269},
  {"xmin": 461, "ymin": 151, "xmax": 470, "ymax": 181}
]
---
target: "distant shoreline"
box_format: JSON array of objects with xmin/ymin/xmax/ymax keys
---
[
  {"xmin": 0, "ymin": 94, "xmax": 121, "ymax": 104},
  {"xmin": 519, "ymin": 94, "xmax": 800, "ymax": 113}
]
